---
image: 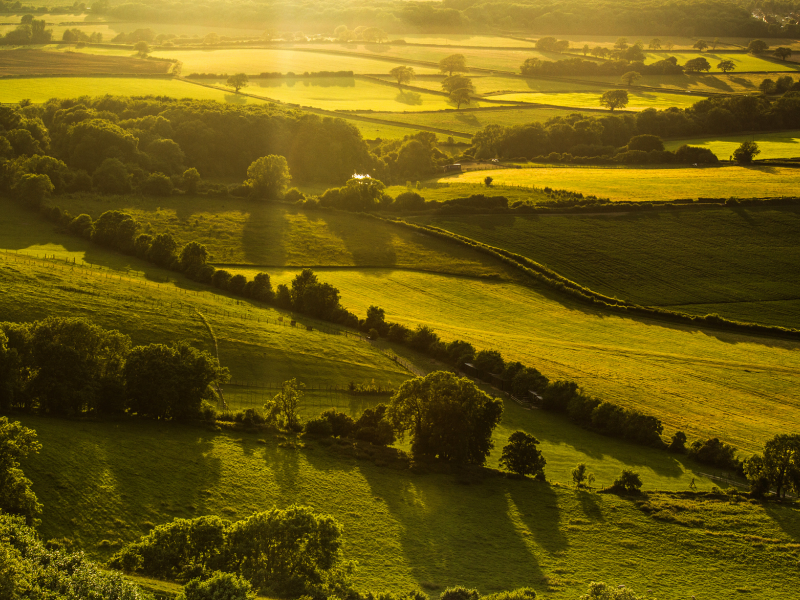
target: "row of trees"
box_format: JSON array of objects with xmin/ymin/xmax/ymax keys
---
[
  {"xmin": 0, "ymin": 317, "xmax": 228, "ymax": 418},
  {"xmin": 469, "ymin": 94, "xmax": 800, "ymax": 160}
]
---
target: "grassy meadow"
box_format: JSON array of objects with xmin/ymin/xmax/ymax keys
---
[
  {"xmin": 0, "ymin": 77, "xmax": 270, "ymax": 105},
  {"xmin": 487, "ymin": 90, "xmax": 704, "ymax": 110},
  {"xmin": 409, "ymin": 207, "xmax": 800, "ymax": 329},
  {"xmin": 48, "ymin": 195, "xmax": 521, "ymax": 279},
  {"xmin": 225, "ymin": 266, "xmax": 800, "ymax": 455},
  {"xmin": 663, "ymin": 130, "xmax": 800, "ymax": 159},
  {"xmin": 581, "ymin": 72, "xmax": 776, "ymax": 93},
  {"xmin": 644, "ymin": 51, "xmax": 798, "ymax": 72},
  {"xmin": 436, "ymin": 165, "xmax": 800, "ymax": 201},
  {"xmin": 18, "ymin": 414, "xmax": 800, "ymax": 599}
]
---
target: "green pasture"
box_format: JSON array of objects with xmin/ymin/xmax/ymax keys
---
[
  {"xmin": 645, "ymin": 51, "xmax": 798, "ymax": 72},
  {"xmin": 18, "ymin": 415, "xmax": 800, "ymax": 599},
  {"xmin": 664, "ymin": 130, "xmax": 800, "ymax": 159},
  {"xmin": 49, "ymin": 195, "xmax": 519, "ymax": 279},
  {"xmin": 580, "ymin": 72, "xmax": 772, "ymax": 94},
  {"xmin": 410, "ymin": 207, "xmax": 800, "ymax": 329},
  {"xmin": 348, "ymin": 119, "xmax": 430, "ymax": 140},
  {"xmin": 436, "ymin": 165, "xmax": 800, "ymax": 202},
  {"xmin": 398, "ymin": 34, "xmax": 537, "ymax": 48},
  {"xmin": 0, "ymin": 201, "xmax": 413, "ymax": 388},
  {"xmin": 204, "ymin": 76, "xmax": 476, "ymax": 111},
  {"xmin": 367, "ymin": 107, "xmax": 584, "ymax": 135},
  {"xmin": 151, "ymin": 48, "xmax": 440, "ymax": 75},
  {"xmin": 0, "ymin": 77, "xmax": 267, "ymax": 105},
  {"xmin": 381, "ymin": 75, "xmax": 603, "ymax": 95},
  {"xmin": 226, "ymin": 266, "xmax": 800, "ymax": 454},
  {"xmin": 557, "ymin": 36, "xmax": 741, "ymax": 50},
  {"xmin": 488, "ymin": 89, "xmax": 704, "ymax": 110}
]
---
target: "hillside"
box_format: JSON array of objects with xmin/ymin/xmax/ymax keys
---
[
  {"xmin": 18, "ymin": 414, "xmax": 800, "ymax": 600},
  {"xmin": 409, "ymin": 207, "xmax": 800, "ymax": 330}
]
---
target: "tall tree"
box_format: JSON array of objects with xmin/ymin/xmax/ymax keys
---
[
  {"xmin": 227, "ymin": 73, "xmax": 249, "ymax": 93},
  {"xmin": 599, "ymin": 89, "xmax": 629, "ymax": 111},
  {"xmin": 246, "ymin": 155, "xmax": 291, "ymax": 199},
  {"xmin": 438, "ymin": 53, "xmax": 468, "ymax": 76},
  {"xmin": 717, "ymin": 60, "xmax": 736, "ymax": 74},
  {"xmin": 0, "ymin": 417, "xmax": 42, "ymax": 524},
  {"xmin": 389, "ymin": 65, "xmax": 415, "ymax": 89},
  {"xmin": 500, "ymin": 431, "xmax": 546, "ymax": 479},
  {"xmin": 773, "ymin": 47, "xmax": 793, "ymax": 61}
]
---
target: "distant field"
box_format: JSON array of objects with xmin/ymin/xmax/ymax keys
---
[
  {"xmin": 202, "ymin": 77, "xmax": 478, "ymax": 111},
  {"xmin": 150, "ymin": 48, "xmax": 440, "ymax": 75},
  {"xmin": 411, "ymin": 207, "xmax": 800, "ymax": 330},
  {"xmin": 0, "ymin": 77, "xmax": 272, "ymax": 104},
  {"xmin": 367, "ymin": 107, "xmax": 585, "ymax": 135},
  {"xmin": 348, "ymin": 119, "xmax": 429, "ymax": 139},
  {"xmin": 49, "ymin": 195, "xmax": 519, "ymax": 279},
  {"xmin": 224, "ymin": 266, "xmax": 800, "ymax": 454},
  {"xmin": 380, "ymin": 75, "xmax": 604, "ymax": 95},
  {"xmin": 21, "ymin": 416, "xmax": 800, "ymax": 599},
  {"xmin": 399, "ymin": 34, "xmax": 537, "ymax": 47},
  {"xmin": 488, "ymin": 89, "xmax": 704, "ymax": 110},
  {"xmin": 436, "ymin": 165, "xmax": 800, "ymax": 201},
  {"xmin": 664, "ymin": 130, "xmax": 800, "ymax": 159},
  {"xmin": 580, "ymin": 72, "xmax": 770, "ymax": 93},
  {"xmin": 0, "ymin": 48, "xmax": 172, "ymax": 75},
  {"xmin": 645, "ymin": 51, "xmax": 798, "ymax": 72},
  {"xmin": 556, "ymin": 35, "xmax": 741, "ymax": 50}
]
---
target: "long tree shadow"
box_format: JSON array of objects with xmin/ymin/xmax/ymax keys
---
[{"xmin": 240, "ymin": 203, "xmax": 288, "ymax": 265}]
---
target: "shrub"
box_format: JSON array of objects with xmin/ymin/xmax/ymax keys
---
[
  {"xmin": 409, "ymin": 325, "xmax": 439, "ymax": 352},
  {"xmin": 304, "ymin": 417, "xmax": 333, "ymax": 437},
  {"xmin": 393, "ymin": 190, "xmax": 426, "ymax": 210},
  {"xmin": 688, "ymin": 437, "xmax": 739, "ymax": 469},
  {"xmin": 668, "ymin": 431, "xmax": 687, "ymax": 453},
  {"xmin": 473, "ymin": 349, "xmax": 504, "ymax": 375},
  {"xmin": 610, "ymin": 469, "xmax": 642, "ymax": 493},
  {"xmin": 234, "ymin": 408, "xmax": 266, "ymax": 427},
  {"xmin": 199, "ymin": 400, "xmax": 217, "ymax": 423},
  {"xmin": 440, "ymin": 588, "xmax": 480, "ymax": 600},
  {"xmin": 141, "ymin": 172, "xmax": 174, "ymax": 196},
  {"xmin": 318, "ymin": 409, "xmax": 355, "ymax": 437},
  {"xmin": 178, "ymin": 571, "xmax": 255, "ymax": 600}
]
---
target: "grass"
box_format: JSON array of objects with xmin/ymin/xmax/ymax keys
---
[
  {"xmin": 224, "ymin": 266, "xmax": 800, "ymax": 455},
  {"xmin": 366, "ymin": 107, "xmax": 587, "ymax": 135},
  {"xmin": 49, "ymin": 195, "xmax": 519, "ymax": 279},
  {"xmin": 200, "ymin": 77, "xmax": 481, "ymax": 112},
  {"xmin": 663, "ymin": 130, "xmax": 800, "ymax": 159},
  {"xmin": 0, "ymin": 77, "xmax": 271, "ymax": 105},
  {"xmin": 580, "ymin": 72, "xmax": 774, "ymax": 93},
  {"xmin": 486, "ymin": 89, "xmax": 705, "ymax": 110},
  {"xmin": 435, "ymin": 165, "xmax": 800, "ymax": 202},
  {"xmin": 390, "ymin": 75, "xmax": 604, "ymax": 95},
  {"xmin": 16, "ymin": 414, "xmax": 800, "ymax": 599},
  {"xmin": 150, "ymin": 48, "xmax": 440, "ymax": 75},
  {"xmin": 408, "ymin": 207, "xmax": 800, "ymax": 330},
  {"xmin": 398, "ymin": 34, "xmax": 537, "ymax": 48},
  {"xmin": 644, "ymin": 51, "xmax": 799, "ymax": 72},
  {"xmin": 0, "ymin": 200, "xmax": 413, "ymax": 389},
  {"xmin": 0, "ymin": 48, "xmax": 171, "ymax": 75}
]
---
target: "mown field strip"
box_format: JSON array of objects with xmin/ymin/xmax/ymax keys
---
[{"xmin": 435, "ymin": 165, "xmax": 800, "ymax": 201}]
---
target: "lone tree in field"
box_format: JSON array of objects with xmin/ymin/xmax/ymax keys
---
[
  {"xmin": 599, "ymin": 89, "xmax": 628, "ymax": 111},
  {"xmin": 582, "ymin": 44, "xmax": 590, "ymax": 56},
  {"xmin": 773, "ymin": 47, "xmax": 793, "ymax": 61},
  {"xmin": 648, "ymin": 38, "xmax": 662, "ymax": 50},
  {"xmin": 620, "ymin": 71, "xmax": 641, "ymax": 86},
  {"xmin": 484, "ymin": 175, "xmax": 493, "ymax": 187},
  {"xmin": 610, "ymin": 469, "xmax": 643, "ymax": 493},
  {"xmin": 664, "ymin": 41, "xmax": 675, "ymax": 51},
  {"xmin": 133, "ymin": 40, "xmax": 150, "ymax": 56},
  {"xmin": 389, "ymin": 65, "xmax": 415, "ymax": 89},
  {"xmin": 387, "ymin": 371, "xmax": 503, "ymax": 464},
  {"xmin": 572, "ymin": 463, "xmax": 595, "ymax": 489},
  {"xmin": 500, "ymin": 431, "xmax": 546, "ymax": 479},
  {"xmin": 246, "ymin": 155, "xmax": 291, "ymax": 199},
  {"xmin": 450, "ymin": 88, "xmax": 472, "ymax": 109},
  {"xmin": 717, "ymin": 60, "xmax": 736, "ymax": 74},
  {"xmin": 747, "ymin": 39, "xmax": 769, "ymax": 54},
  {"xmin": 442, "ymin": 74, "xmax": 474, "ymax": 94},
  {"xmin": 684, "ymin": 57, "xmax": 711, "ymax": 73},
  {"xmin": 227, "ymin": 73, "xmax": 249, "ymax": 93},
  {"xmin": 733, "ymin": 140, "xmax": 760, "ymax": 164},
  {"xmin": 692, "ymin": 39, "xmax": 709, "ymax": 52},
  {"xmin": 439, "ymin": 53, "xmax": 468, "ymax": 76}
]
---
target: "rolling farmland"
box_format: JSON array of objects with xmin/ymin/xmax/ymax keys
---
[
  {"xmin": 487, "ymin": 89, "xmax": 705, "ymax": 110},
  {"xmin": 0, "ymin": 48, "xmax": 173, "ymax": 75},
  {"xmin": 436, "ymin": 165, "xmax": 800, "ymax": 201},
  {"xmin": 663, "ymin": 130, "xmax": 800, "ymax": 159}
]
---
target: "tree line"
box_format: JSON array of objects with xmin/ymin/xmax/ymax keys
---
[
  {"xmin": 0, "ymin": 316, "xmax": 228, "ymax": 418},
  {"xmin": 470, "ymin": 93, "xmax": 800, "ymax": 161}
]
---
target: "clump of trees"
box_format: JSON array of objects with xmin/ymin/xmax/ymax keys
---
[
  {"xmin": 0, "ymin": 317, "xmax": 228, "ymax": 419},
  {"xmin": 744, "ymin": 433, "xmax": 800, "ymax": 499},
  {"xmin": 109, "ymin": 506, "xmax": 348, "ymax": 597}
]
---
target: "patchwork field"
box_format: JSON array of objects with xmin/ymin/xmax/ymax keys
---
[
  {"xmin": 0, "ymin": 48, "xmax": 172, "ymax": 75},
  {"xmin": 644, "ymin": 51, "xmax": 798, "ymax": 72},
  {"xmin": 487, "ymin": 89, "xmax": 704, "ymax": 110},
  {"xmin": 581, "ymin": 72, "xmax": 776, "ymax": 93},
  {"xmin": 19, "ymin": 415, "xmax": 800, "ymax": 599},
  {"xmin": 203, "ymin": 77, "xmax": 479, "ymax": 111},
  {"xmin": 436, "ymin": 165, "xmax": 800, "ymax": 201},
  {"xmin": 150, "ymin": 48, "xmax": 440, "ymax": 75},
  {"xmin": 0, "ymin": 77, "xmax": 270, "ymax": 104},
  {"xmin": 664, "ymin": 130, "xmax": 800, "ymax": 160},
  {"xmin": 409, "ymin": 207, "xmax": 800, "ymax": 329}
]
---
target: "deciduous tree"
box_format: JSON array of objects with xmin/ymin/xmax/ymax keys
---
[
  {"xmin": 227, "ymin": 73, "xmax": 249, "ymax": 93},
  {"xmin": 500, "ymin": 431, "xmax": 546, "ymax": 479},
  {"xmin": 599, "ymin": 89, "xmax": 629, "ymax": 111},
  {"xmin": 389, "ymin": 65, "xmax": 415, "ymax": 89},
  {"xmin": 439, "ymin": 53, "xmax": 467, "ymax": 76},
  {"xmin": 246, "ymin": 155, "xmax": 291, "ymax": 199}
]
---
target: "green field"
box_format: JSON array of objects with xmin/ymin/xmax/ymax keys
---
[
  {"xmin": 581, "ymin": 72, "xmax": 770, "ymax": 93},
  {"xmin": 664, "ymin": 130, "xmax": 800, "ymax": 159},
  {"xmin": 488, "ymin": 89, "xmax": 704, "ymax": 110},
  {"xmin": 203, "ymin": 77, "xmax": 480, "ymax": 111},
  {"xmin": 409, "ymin": 208, "xmax": 800, "ymax": 330},
  {"xmin": 645, "ymin": 51, "xmax": 798, "ymax": 72},
  {"xmin": 18, "ymin": 414, "xmax": 800, "ymax": 599},
  {"xmin": 151, "ymin": 48, "xmax": 440, "ymax": 75},
  {"xmin": 436, "ymin": 165, "xmax": 800, "ymax": 202},
  {"xmin": 366, "ymin": 107, "xmax": 587, "ymax": 135},
  {"xmin": 393, "ymin": 75, "xmax": 603, "ymax": 95},
  {"xmin": 45, "ymin": 196, "xmax": 518, "ymax": 279},
  {"xmin": 0, "ymin": 77, "xmax": 269, "ymax": 105},
  {"xmin": 398, "ymin": 34, "xmax": 537, "ymax": 47}
]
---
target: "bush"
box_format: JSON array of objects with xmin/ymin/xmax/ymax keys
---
[
  {"xmin": 687, "ymin": 438, "xmax": 739, "ymax": 469},
  {"xmin": 473, "ymin": 349, "xmax": 504, "ymax": 375},
  {"xmin": 178, "ymin": 571, "xmax": 255, "ymax": 600},
  {"xmin": 393, "ymin": 190, "xmax": 426, "ymax": 210},
  {"xmin": 627, "ymin": 134, "xmax": 664, "ymax": 152},
  {"xmin": 304, "ymin": 417, "xmax": 333, "ymax": 437},
  {"xmin": 234, "ymin": 408, "xmax": 266, "ymax": 427},
  {"xmin": 318, "ymin": 409, "xmax": 355, "ymax": 437},
  {"xmin": 141, "ymin": 172, "xmax": 174, "ymax": 196},
  {"xmin": 199, "ymin": 400, "xmax": 217, "ymax": 423},
  {"xmin": 440, "ymin": 588, "xmax": 480, "ymax": 600},
  {"xmin": 610, "ymin": 469, "xmax": 642, "ymax": 493},
  {"xmin": 668, "ymin": 431, "xmax": 687, "ymax": 453}
]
